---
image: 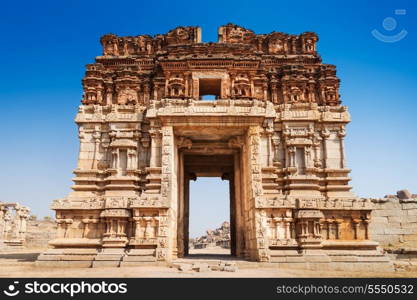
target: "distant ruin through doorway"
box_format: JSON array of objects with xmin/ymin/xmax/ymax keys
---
[
  {"xmin": 179, "ymin": 154, "xmax": 239, "ymax": 257},
  {"xmin": 188, "ymin": 177, "xmax": 231, "ymax": 256}
]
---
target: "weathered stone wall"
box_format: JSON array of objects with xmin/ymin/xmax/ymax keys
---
[
  {"xmin": 370, "ymin": 190, "xmax": 417, "ymax": 249},
  {"xmin": 26, "ymin": 219, "xmax": 56, "ymax": 249}
]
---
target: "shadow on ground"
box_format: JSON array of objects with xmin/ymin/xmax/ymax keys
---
[{"xmin": 0, "ymin": 253, "xmax": 40, "ymax": 262}]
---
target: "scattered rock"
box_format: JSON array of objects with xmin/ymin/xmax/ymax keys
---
[
  {"xmin": 178, "ymin": 263, "xmax": 193, "ymax": 272},
  {"xmin": 394, "ymin": 260, "xmax": 411, "ymax": 271},
  {"xmin": 192, "ymin": 263, "xmax": 210, "ymax": 272},
  {"xmin": 397, "ymin": 189, "xmax": 412, "ymax": 200},
  {"xmin": 223, "ymin": 265, "xmax": 237, "ymax": 272}
]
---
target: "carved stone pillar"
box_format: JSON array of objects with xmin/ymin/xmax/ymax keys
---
[
  {"xmin": 264, "ymin": 120, "xmax": 274, "ymax": 166},
  {"xmin": 127, "ymin": 148, "xmax": 137, "ymax": 169},
  {"xmin": 111, "ymin": 149, "xmax": 118, "ymax": 169},
  {"xmin": 248, "ymin": 126, "xmax": 268, "ymax": 261},
  {"xmin": 92, "ymin": 129, "xmax": 101, "ymax": 169},
  {"xmin": 313, "ymin": 133, "xmax": 322, "ymax": 168},
  {"xmin": 143, "ymin": 216, "xmax": 153, "ymax": 239},
  {"xmin": 192, "ymin": 78, "xmax": 199, "ymax": 99},
  {"xmin": 271, "ymin": 80, "xmax": 278, "ymax": 103},
  {"xmin": 64, "ymin": 219, "xmax": 73, "ymax": 238},
  {"xmin": 338, "ymin": 127, "xmax": 347, "ymax": 168},
  {"xmin": 157, "ymin": 211, "xmax": 168, "ymax": 253},
  {"xmin": 158, "ymin": 126, "xmax": 175, "ymax": 260},
  {"xmin": 104, "ymin": 219, "xmax": 113, "ymax": 237},
  {"xmin": 300, "ymin": 220, "xmax": 308, "ymax": 237},
  {"xmin": 321, "ymin": 128, "xmax": 330, "ymax": 168},
  {"xmin": 0, "ymin": 208, "xmax": 4, "ymax": 240},
  {"xmin": 273, "ymin": 217, "xmax": 282, "ymax": 239},
  {"xmin": 271, "ymin": 135, "xmax": 281, "ymax": 167},
  {"xmin": 105, "ymin": 86, "xmax": 113, "ymax": 105},
  {"xmin": 133, "ymin": 217, "xmax": 141, "ymax": 239},
  {"xmin": 3, "ymin": 212, "xmax": 11, "ymax": 239},
  {"xmin": 288, "ymin": 146, "xmax": 296, "ymax": 168},
  {"xmin": 314, "ymin": 220, "xmax": 321, "ymax": 237},
  {"xmin": 143, "ymin": 82, "xmax": 150, "ymax": 105},
  {"xmin": 149, "ymin": 128, "xmax": 162, "ymax": 168},
  {"xmin": 305, "ymin": 145, "xmax": 313, "ymax": 168},
  {"xmin": 335, "ymin": 219, "xmax": 342, "ymax": 240},
  {"xmin": 319, "ymin": 220, "xmax": 326, "ymax": 239},
  {"xmin": 14, "ymin": 214, "xmax": 22, "ymax": 239},
  {"xmin": 363, "ymin": 219, "xmax": 370, "ymax": 240},
  {"xmin": 139, "ymin": 135, "xmax": 150, "ymax": 169},
  {"xmin": 56, "ymin": 219, "xmax": 66, "ymax": 238},
  {"xmin": 262, "ymin": 82, "xmax": 268, "ymax": 101},
  {"xmin": 117, "ymin": 219, "xmax": 127, "ymax": 237},
  {"xmin": 82, "ymin": 219, "xmax": 93, "ymax": 238},
  {"xmin": 352, "ymin": 218, "xmax": 360, "ymax": 240},
  {"xmin": 284, "ymin": 218, "xmax": 291, "ymax": 239},
  {"xmin": 324, "ymin": 220, "xmax": 330, "ymax": 239}
]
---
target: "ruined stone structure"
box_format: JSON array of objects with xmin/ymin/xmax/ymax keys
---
[
  {"xmin": 370, "ymin": 190, "xmax": 417, "ymax": 249},
  {"xmin": 0, "ymin": 202, "xmax": 30, "ymax": 248},
  {"xmin": 26, "ymin": 218, "xmax": 57, "ymax": 249},
  {"xmin": 191, "ymin": 188, "xmax": 417, "ymax": 253},
  {"xmin": 191, "ymin": 221, "xmax": 231, "ymax": 249},
  {"xmin": 38, "ymin": 25, "xmax": 392, "ymax": 269}
]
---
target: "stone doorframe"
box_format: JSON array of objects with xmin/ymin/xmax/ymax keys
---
[
  {"xmin": 165, "ymin": 123, "xmax": 267, "ymax": 261},
  {"xmin": 191, "ymin": 71, "xmax": 230, "ymax": 99},
  {"xmin": 146, "ymin": 98, "xmax": 275, "ymax": 262},
  {"xmin": 176, "ymin": 150, "xmax": 243, "ymax": 258}
]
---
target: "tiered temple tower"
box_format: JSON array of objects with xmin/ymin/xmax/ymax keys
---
[{"xmin": 38, "ymin": 25, "xmax": 390, "ymax": 270}]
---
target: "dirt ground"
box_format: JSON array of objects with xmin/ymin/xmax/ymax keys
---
[{"xmin": 0, "ymin": 249, "xmax": 416, "ymax": 278}]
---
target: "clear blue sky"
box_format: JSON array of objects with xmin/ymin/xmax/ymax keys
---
[{"xmin": 1, "ymin": 1, "xmax": 416, "ymax": 236}]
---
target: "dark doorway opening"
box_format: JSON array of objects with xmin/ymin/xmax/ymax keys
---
[{"xmin": 199, "ymin": 78, "xmax": 221, "ymax": 99}]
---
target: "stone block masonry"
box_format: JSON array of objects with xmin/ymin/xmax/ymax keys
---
[
  {"xmin": 370, "ymin": 190, "xmax": 417, "ymax": 249},
  {"xmin": 26, "ymin": 219, "xmax": 57, "ymax": 249}
]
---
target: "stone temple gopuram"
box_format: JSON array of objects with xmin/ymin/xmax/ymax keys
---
[{"xmin": 38, "ymin": 25, "xmax": 391, "ymax": 270}]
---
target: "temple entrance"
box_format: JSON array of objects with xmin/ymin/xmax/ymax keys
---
[
  {"xmin": 177, "ymin": 152, "xmax": 242, "ymax": 258},
  {"xmin": 40, "ymin": 25, "xmax": 382, "ymax": 269}
]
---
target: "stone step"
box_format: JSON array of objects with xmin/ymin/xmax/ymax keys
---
[
  {"xmin": 37, "ymin": 254, "xmax": 96, "ymax": 261},
  {"xmin": 122, "ymin": 256, "xmax": 155, "ymax": 262},
  {"xmin": 94, "ymin": 254, "xmax": 124, "ymax": 261},
  {"xmin": 92, "ymin": 261, "xmax": 120, "ymax": 268}
]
